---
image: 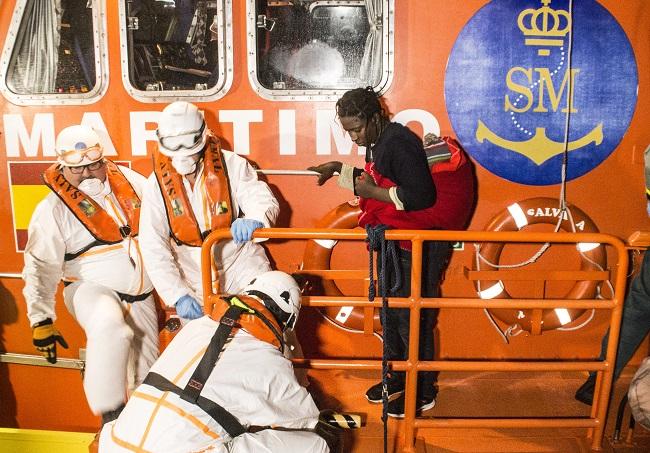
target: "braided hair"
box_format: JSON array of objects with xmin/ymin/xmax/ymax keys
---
[{"xmin": 335, "ymin": 87, "xmax": 389, "ymax": 146}]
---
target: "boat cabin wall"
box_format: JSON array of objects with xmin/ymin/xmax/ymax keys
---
[{"xmin": 0, "ymin": 0, "xmax": 648, "ymax": 431}]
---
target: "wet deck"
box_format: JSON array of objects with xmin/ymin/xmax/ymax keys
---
[{"xmin": 307, "ymin": 368, "xmax": 650, "ymax": 452}]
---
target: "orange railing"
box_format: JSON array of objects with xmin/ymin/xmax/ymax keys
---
[{"xmin": 201, "ymin": 228, "xmax": 627, "ymax": 452}]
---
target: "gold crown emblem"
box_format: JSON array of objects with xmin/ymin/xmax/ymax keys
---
[{"xmin": 517, "ymin": 0, "xmax": 571, "ymax": 56}]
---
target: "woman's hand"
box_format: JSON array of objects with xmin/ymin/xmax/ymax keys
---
[
  {"xmin": 354, "ymin": 171, "xmax": 378, "ymax": 198},
  {"xmin": 307, "ymin": 161, "xmax": 342, "ymax": 186}
]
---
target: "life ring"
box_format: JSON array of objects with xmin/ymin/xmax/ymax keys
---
[
  {"xmin": 474, "ymin": 197, "xmax": 606, "ymax": 333},
  {"xmin": 301, "ymin": 199, "xmax": 382, "ymax": 333}
]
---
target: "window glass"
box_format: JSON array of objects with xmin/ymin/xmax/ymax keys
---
[
  {"xmin": 251, "ymin": 0, "xmax": 392, "ymax": 98},
  {"xmin": 123, "ymin": 0, "xmax": 228, "ymax": 96},
  {"xmin": 2, "ymin": 0, "xmax": 103, "ymax": 102}
]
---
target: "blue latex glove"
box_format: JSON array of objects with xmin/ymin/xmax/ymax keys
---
[
  {"xmin": 175, "ymin": 295, "xmax": 203, "ymax": 320},
  {"xmin": 647, "ymin": 200, "xmax": 650, "ymax": 218},
  {"xmin": 231, "ymin": 218, "xmax": 264, "ymax": 244}
]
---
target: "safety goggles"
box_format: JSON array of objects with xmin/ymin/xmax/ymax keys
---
[
  {"xmin": 58, "ymin": 145, "xmax": 103, "ymax": 166},
  {"xmin": 68, "ymin": 159, "xmax": 105, "ymax": 174},
  {"xmin": 156, "ymin": 122, "xmax": 206, "ymax": 151}
]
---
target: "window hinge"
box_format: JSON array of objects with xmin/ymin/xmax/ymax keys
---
[
  {"xmin": 257, "ymin": 15, "xmax": 276, "ymax": 32},
  {"xmin": 127, "ymin": 17, "xmax": 139, "ymax": 31}
]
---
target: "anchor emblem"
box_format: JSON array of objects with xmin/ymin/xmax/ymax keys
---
[{"xmin": 475, "ymin": 121, "xmax": 603, "ymax": 165}]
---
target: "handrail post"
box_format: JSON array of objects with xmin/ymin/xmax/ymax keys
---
[
  {"xmin": 590, "ymin": 253, "xmax": 628, "ymax": 450},
  {"xmin": 402, "ymin": 237, "xmax": 424, "ymax": 452},
  {"xmin": 200, "ymin": 228, "xmax": 231, "ymax": 314}
]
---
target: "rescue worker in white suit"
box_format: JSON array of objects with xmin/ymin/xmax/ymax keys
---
[
  {"xmin": 99, "ymin": 271, "xmax": 334, "ymax": 453},
  {"xmin": 22, "ymin": 125, "xmax": 159, "ymax": 424},
  {"xmin": 139, "ymin": 101, "xmax": 280, "ymax": 320}
]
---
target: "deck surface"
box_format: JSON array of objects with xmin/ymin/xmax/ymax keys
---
[
  {"xmin": 5, "ymin": 368, "xmax": 650, "ymax": 452},
  {"xmin": 306, "ymin": 368, "xmax": 650, "ymax": 453}
]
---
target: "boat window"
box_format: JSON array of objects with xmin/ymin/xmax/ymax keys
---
[
  {"xmin": 120, "ymin": 0, "xmax": 233, "ymax": 102},
  {"xmin": 0, "ymin": 0, "xmax": 108, "ymax": 105},
  {"xmin": 249, "ymin": 0, "xmax": 394, "ymax": 101}
]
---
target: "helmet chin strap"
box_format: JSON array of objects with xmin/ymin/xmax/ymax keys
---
[{"xmin": 243, "ymin": 289, "xmax": 291, "ymax": 331}]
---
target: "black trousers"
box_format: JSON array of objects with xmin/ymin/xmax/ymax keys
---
[{"xmin": 378, "ymin": 241, "xmax": 451, "ymax": 400}]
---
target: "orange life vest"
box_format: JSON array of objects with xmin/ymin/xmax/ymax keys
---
[
  {"xmin": 153, "ymin": 136, "xmax": 234, "ymax": 247},
  {"xmin": 210, "ymin": 295, "xmax": 283, "ymax": 350},
  {"xmin": 42, "ymin": 161, "xmax": 141, "ymax": 244}
]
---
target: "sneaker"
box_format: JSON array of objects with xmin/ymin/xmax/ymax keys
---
[
  {"xmin": 575, "ymin": 376, "xmax": 596, "ymax": 406},
  {"xmin": 365, "ymin": 379, "xmax": 405, "ymax": 403},
  {"xmin": 386, "ymin": 394, "xmax": 436, "ymax": 419}
]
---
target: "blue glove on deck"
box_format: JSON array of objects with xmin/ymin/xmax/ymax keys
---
[
  {"xmin": 231, "ymin": 218, "xmax": 264, "ymax": 244},
  {"xmin": 175, "ymin": 295, "xmax": 203, "ymax": 320}
]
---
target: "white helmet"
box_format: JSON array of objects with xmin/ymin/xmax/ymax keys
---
[
  {"xmin": 243, "ymin": 271, "xmax": 301, "ymax": 331},
  {"xmin": 55, "ymin": 125, "xmax": 104, "ymax": 167},
  {"xmin": 156, "ymin": 101, "xmax": 208, "ymax": 157}
]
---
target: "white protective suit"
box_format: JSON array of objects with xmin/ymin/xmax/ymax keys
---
[
  {"xmin": 99, "ymin": 316, "xmax": 329, "ymax": 453},
  {"xmin": 22, "ymin": 165, "xmax": 159, "ymax": 414},
  {"xmin": 139, "ymin": 150, "xmax": 280, "ymax": 306}
]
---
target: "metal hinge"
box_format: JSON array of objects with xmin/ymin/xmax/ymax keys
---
[
  {"xmin": 127, "ymin": 17, "xmax": 139, "ymax": 30},
  {"xmin": 257, "ymin": 15, "xmax": 276, "ymax": 32}
]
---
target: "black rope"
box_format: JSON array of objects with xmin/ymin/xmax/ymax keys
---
[
  {"xmin": 366, "ymin": 224, "xmax": 402, "ymax": 453},
  {"xmin": 366, "ymin": 225, "xmax": 402, "ymax": 298}
]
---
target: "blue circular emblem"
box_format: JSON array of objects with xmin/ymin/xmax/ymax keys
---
[
  {"xmin": 74, "ymin": 141, "xmax": 88, "ymax": 150},
  {"xmin": 444, "ymin": 0, "xmax": 638, "ymax": 185}
]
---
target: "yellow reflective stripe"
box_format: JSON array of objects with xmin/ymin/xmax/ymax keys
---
[
  {"xmin": 106, "ymin": 195, "xmax": 127, "ymax": 226},
  {"xmin": 132, "ymin": 238, "xmax": 145, "ymax": 295},
  {"xmin": 138, "ymin": 390, "xmax": 167, "ymax": 449},
  {"xmin": 107, "ymin": 194, "xmax": 148, "ymax": 293},
  {"xmin": 77, "ymin": 244, "xmax": 123, "ymax": 259},
  {"xmin": 131, "ymin": 390, "xmax": 220, "ymax": 440},
  {"xmin": 200, "ymin": 172, "xmax": 210, "ymax": 232},
  {"xmin": 172, "ymin": 347, "xmax": 208, "ymax": 384},
  {"xmin": 110, "ymin": 423, "xmax": 152, "ymax": 453}
]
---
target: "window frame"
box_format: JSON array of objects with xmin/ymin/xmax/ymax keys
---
[
  {"xmin": 247, "ymin": 0, "xmax": 394, "ymax": 101},
  {"xmin": 118, "ymin": 0, "xmax": 234, "ymax": 103},
  {"xmin": 0, "ymin": 0, "xmax": 109, "ymax": 106}
]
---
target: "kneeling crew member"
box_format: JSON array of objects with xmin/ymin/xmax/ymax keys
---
[
  {"xmin": 22, "ymin": 125, "xmax": 159, "ymax": 424},
  {"xmin": 99, "ymin": 271, "xmax": 331, "ymax": 453}
]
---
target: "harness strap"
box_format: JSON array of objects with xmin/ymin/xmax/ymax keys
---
[
  {"xmin": 61, "ymin": 281, "xmax": 151, "ymax": 303},
  {"xmin": 118, "ymin": 291, "xmax": 152, "ymax": 303},
  {"xmin": 142, "ymin": 301, "xmax": 283, "ymax": 439},
  {"xmin": 181, "ymin": 305, "xmax": 245, "ymax": 404},
  {"xmin": 143, "ymin": 372, "xmax": 246, "ymax": 438}
]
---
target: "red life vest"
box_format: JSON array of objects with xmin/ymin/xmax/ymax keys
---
[
  {"xmin": 42, "ymin": 160, "xmax": 141, "ymax": 244},
  {"xmin": 358, "ymin": 137, "xmax": 475, "ymax": 248},
  {"xmin": 153, "ymin": 136, "xmax": 234, "ymax": 247}
]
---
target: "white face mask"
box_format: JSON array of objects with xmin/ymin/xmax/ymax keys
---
[
  {"xmin": 78, "ymin": 178, "xmax": 105, "ymax": 197},
  {"xmin": 171, "ymin": 155, "xmax": 198, "ymax": 175}
]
